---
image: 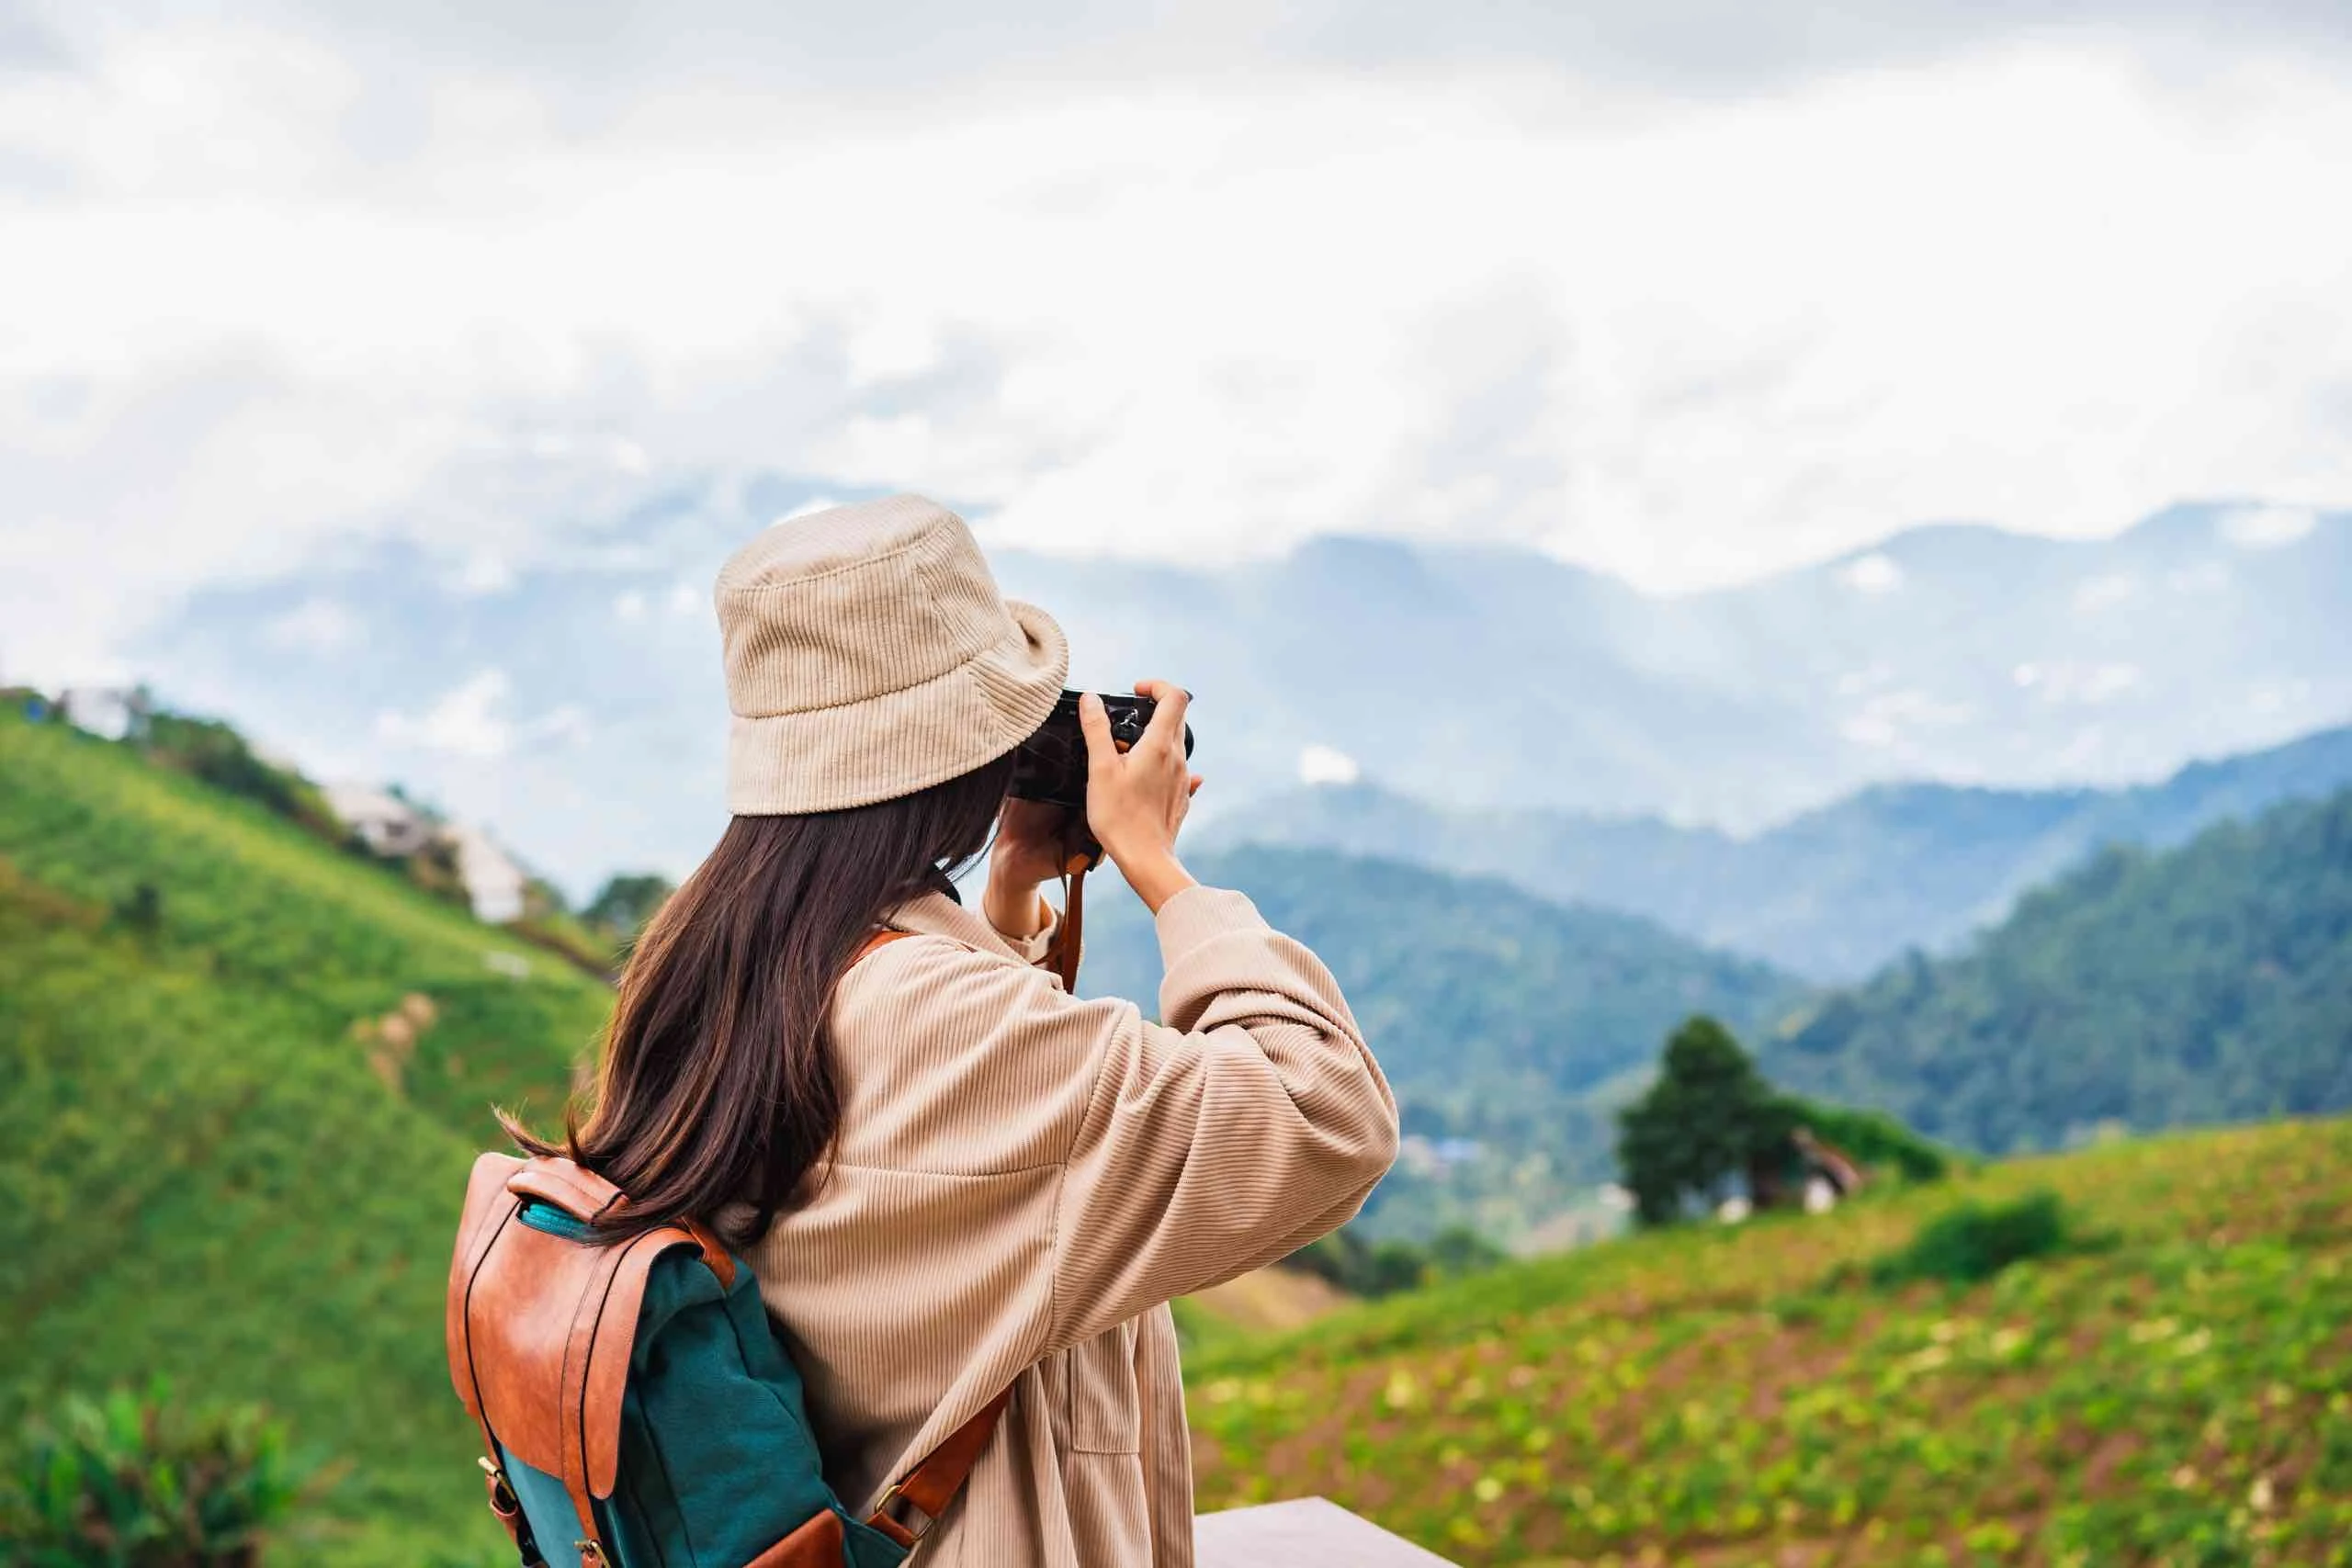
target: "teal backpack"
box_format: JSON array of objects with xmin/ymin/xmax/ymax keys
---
[
  {"xmin": 444, "ymin": 937, "xmax": 1006, "ymax": 1568},
  {"xmin": 445, "ymin": 1151, "xmax": 1005, "ymax": 1568}
]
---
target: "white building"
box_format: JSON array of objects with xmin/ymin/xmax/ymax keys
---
[
  {"xmin": 324, "ymin": 784, "xmax": 434, "ymax": 858},
  {"xmin": 450, "ymin": 825, "xmax": 527, "ymax": 925},
  {"xmin": 61, "ymin": 687, "xmax": 137, "ymax": 741}
]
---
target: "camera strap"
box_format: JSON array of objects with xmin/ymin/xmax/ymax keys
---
[{"xmin": 1055, "ymin": 851, "xmax": 1095, "ymax": 992}]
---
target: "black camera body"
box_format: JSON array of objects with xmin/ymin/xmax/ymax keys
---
[{"xmin": 1009, "ymin": 692, "xmax": 1195, "ymax": 810}]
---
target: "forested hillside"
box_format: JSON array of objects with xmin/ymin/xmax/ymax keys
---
[
  {"xmin": 1077, "ymin": 847, "xmax": 1810, "ymax": 1238},
  {"xmin": 1217, "ymin": 721, "xmax": 2352, "ymax": 978},
  {"xmin": 0, "ymin": 710, "xmax": 598, "ymax": 1565},
  {"xmin": 1767, "ymin": 788, "xmax": 2352, "ymax": 1154}
]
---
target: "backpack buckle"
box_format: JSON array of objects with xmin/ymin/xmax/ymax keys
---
[
  {"xmin": 577, "ymin": 1544, "xmax": 607, "ymax": 1564},
  {"xmin": 873, "ymin": 1482, "xmax": 937, "ymax": 1545}
]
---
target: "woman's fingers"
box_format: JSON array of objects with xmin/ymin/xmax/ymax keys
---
[
  {"xmin": 1132, "ymin": 679, "xmax": 1191, "ymax": 756},
  {"xmin": 1077, "ymin": 691, "xmax": 1119, "ymax": 770}
]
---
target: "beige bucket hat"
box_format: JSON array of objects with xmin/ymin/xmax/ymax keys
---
[{"xmin": 715, "ymin": 494, "xmax": 1069, "ymax": 815}]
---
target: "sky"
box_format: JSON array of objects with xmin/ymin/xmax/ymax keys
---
[{"xmin": 5, "ymin": 0, "xmax": 2352, "ymax": 692}]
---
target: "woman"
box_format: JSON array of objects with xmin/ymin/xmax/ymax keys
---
[{"xmin": 531, "ymin": 494, "xmax": 1396, "ymax": 1566}]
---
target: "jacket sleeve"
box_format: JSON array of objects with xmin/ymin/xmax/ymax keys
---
[{"xmin": 1045, "ymin": 885, "xmax": 1398, "ymax": 1349}]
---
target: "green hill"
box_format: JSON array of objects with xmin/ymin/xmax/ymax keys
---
[
  {"xmin": 1183, "ymin": 1116, "xmax": 2352, "ymax": 1564},
  {"xmin": 0, "ymin": 710, "xmax": 603, "ymax": 1565},
  {"xmin": 1767, "ymin": 788, "xmax": 2352, "ymax": 1155},
  {"xmin": 1076, "ymin": 847, "xmax": 1810, "ymax": 1241},
  {"xmin": 1220, "ymin": 722, "xmax": 2352, "ymax": 980}
]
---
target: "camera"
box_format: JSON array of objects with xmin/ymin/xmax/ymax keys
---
[{"xmin": 1009, "ymin": 691, "xmax": 1195, "ymax": 810}]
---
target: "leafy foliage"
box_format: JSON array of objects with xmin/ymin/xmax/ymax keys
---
[
  {"xmin": 130, "ymin": 711, "xmax": 341, "ymax": 845},
  {"xmin": 1187, "ymin": 1117, "xmax": 2352, "ymax": 1564},
  {"xmin": 1615, "ymin": 1017, "xmax": 1783, "ymax": 1224},
  {"xmin": 1786, "ymin": 1098, "xmax": 1953, "ymax": 1184},
  {"xmin": 1, "ymin": 1383, "xmax": 325, "ymax": 1567},
  {"xmin": 580, "ymin": 874, "xmax": 676, "ymax": 952},
  {"xmin": 1867, "ymin": 1190, "xmax": 2076, "ymax": 1287},
  {"xmin": 1770, "ymin": 787, "xmax": 2352, "ymax": 1155},
  {"xmin": 1284, "ymin": 1224, "xmax": 1508, "ymax": 1301}
]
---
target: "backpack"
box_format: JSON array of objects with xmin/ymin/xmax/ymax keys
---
[{"xmin": 444, "ymin": 933, "xmax": 1006, "ymax": 1568}]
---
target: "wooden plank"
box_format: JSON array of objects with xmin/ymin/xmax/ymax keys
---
[{"xmin": 1194, "ymin": 1496, "xmax": 1460, "ymax": 1567}]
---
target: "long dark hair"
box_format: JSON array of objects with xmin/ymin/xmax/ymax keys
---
[{"xmin": 507, "ymin": 752, "xmax": 1015, "ymax": 1245}]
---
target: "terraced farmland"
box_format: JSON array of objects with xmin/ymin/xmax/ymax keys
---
[{"xmin": 1186, "ymin": 1118, "xmax": 2352, "ymax": 1566}]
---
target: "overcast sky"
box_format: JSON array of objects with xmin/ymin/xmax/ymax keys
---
[{"xmin": 6, "ymin": 0, "xmax": 2351, "ymax": 684}]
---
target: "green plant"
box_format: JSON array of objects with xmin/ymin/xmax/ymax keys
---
[
  {"xmin": 1, "ymin": 1383, "xmax": 328, "ymax": 1566},
  {"xmin": 1869, "ymin": 1189, "xmax": 2075, "ymax": 1287},
  {"xmin": 1283, "ymin": 1223, "xmax": 1508, "ymax": 1300},
  {"xmin": 1616, "ymin": 1016, "xmax": 1783, "ymax": 1224}
]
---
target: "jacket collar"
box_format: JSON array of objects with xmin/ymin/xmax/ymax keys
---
[{"xmin": 888, "ymin": 886, "xmax": 1026, "ymax": 963}]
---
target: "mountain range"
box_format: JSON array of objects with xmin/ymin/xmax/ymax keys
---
[
  {"xmin": 1206, "ymin": 722, "xmax": 2352, "ymax": 979},
  {"xmin": 135, "ymin": 490, "xmax": 2351, "ymax": 897},
  {"xmin": 1762, "ymin": 787, "xmax": 2352, "ymax": 1156}
]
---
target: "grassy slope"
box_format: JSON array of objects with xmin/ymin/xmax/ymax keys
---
[
  {"xmin": 1185, "ymin": 1117, "xmax": 2352, "ymax": 1566},
  {"xmin": 0, "ymin": 713, "xmax": 605, "ymax": 1566}
]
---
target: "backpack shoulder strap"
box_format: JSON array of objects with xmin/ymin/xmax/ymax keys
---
[
  {"xmin": 854, "ymin": 929, "xmax": 912, "ymax": 963},
  {"xmin": 866, "ymin": 1389, "xmax": 1015, "ymax": 1549}
]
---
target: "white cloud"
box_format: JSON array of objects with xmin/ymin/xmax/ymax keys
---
[
  {"xmin": 6, "ymin": 25, "xmax": 2352, "ymax": 679},
  {"xmin": 2247, "ymin": 678, "xmax": 2312, "ymax": 715},
  {"xmin": 614, "ymin": 589, "xmax": 648, "ymax": 623},
  {"xmin": 2023, "ymin": 660, "xmax": 2145, "ymax": 705},
  {"xmin": 2072, "ymin": 572, "xmax": 2139, "ymax": 613},
  {"xmin": 447, "ymin": 552, "xmax": 517, "ymax": 596},
  {"xmin": 1839, "ymin": 687, "xmax": 1971, "ymax": 748},
  {"xmin": 263, "ymin": 595, "xmax": 358, "ymax": 651},
  {"xmin": 2165, "ymin": 560, "xmax": 2232, "ymax": 594},
  {"xmin": 666, "ymin": 581, "xmax": 701, "ymax": 616},
  {"xmin": 2217, "ymin": 503, "xmax": 2319, "ymax": 550},
  {"xmin": 1838, "ymin": 553, "xmax": 1905, "ymax": 595},
  {"xmin": 376, "ymin": 668, "xmax": 514, "ymax": 758},
  {"xmin": 1297, "ymin": 743, "xmax": 1363, "ymax": 786},
  {"xmin": 522, "ymin": 704, "xmax": 591, "ymax": 747}
]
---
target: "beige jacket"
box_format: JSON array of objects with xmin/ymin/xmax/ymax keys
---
[{"xmin": 744, "ymin": 882, "xmax": 1397, "ymax": 1566}]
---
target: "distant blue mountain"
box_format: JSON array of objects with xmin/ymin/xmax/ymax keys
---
[
  {"xmin": 139, "ymin": 488, "xmax": 2351, "ymax": 895},
  {"xmin": 1212, "ymin": 722, "xmax": 2352, "ymax": 979}
]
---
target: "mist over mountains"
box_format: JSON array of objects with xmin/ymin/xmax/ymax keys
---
[
  {"xmin": 1211, "ymin": 723, "xmax": 2352, "ymax": 979},
  {"xmin": 136, "ymin": 487, "xmax": 2350, "ymax": 897}
]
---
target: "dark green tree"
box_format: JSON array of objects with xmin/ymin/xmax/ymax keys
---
[
  {"xmin": 1616, "ymin": 1015, "xmax": 1781, "ymax": 1225},
  {"xmin": 582, "ymin": 873, "xmax": 679, "ymax": 952}
]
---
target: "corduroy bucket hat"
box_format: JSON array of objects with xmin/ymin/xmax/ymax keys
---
[{"xmin": 715, "ymin": 495, "xmax": 1069, "ymax": 815}]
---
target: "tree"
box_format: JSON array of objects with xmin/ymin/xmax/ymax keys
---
[
  {"xmin": 582, "ymin": 873, "xmax": 678, "ymax": 951},
  {"xmin": 1615, "ymin": 1015, "xmax": 1781, "ymax": 1226}
]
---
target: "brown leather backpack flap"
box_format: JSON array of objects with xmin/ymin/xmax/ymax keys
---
[
  {"xmin": 505, "ymin": 1156, "xmax": 627, "ymax": 1223},
  {"xmin": 447, "ymin": 1152, "xmax": 526, "ymax": 1414},
  {"xmin": 464, "ymin": 1211, "xmax": 702, "ymax": 1526}
]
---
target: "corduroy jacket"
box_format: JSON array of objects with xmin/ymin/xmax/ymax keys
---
[{"xmin": 742, "ymin": 881, "xmax": 1397, "ymax": 1566}]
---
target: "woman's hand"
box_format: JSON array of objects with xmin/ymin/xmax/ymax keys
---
[
  {"xmin": 1080, "ymin": 680, "xmax": 1203, "ymax": 913},
  {"xmin": 983, "ymin": 797, "xmax": 1081, "ymax": 939}
]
